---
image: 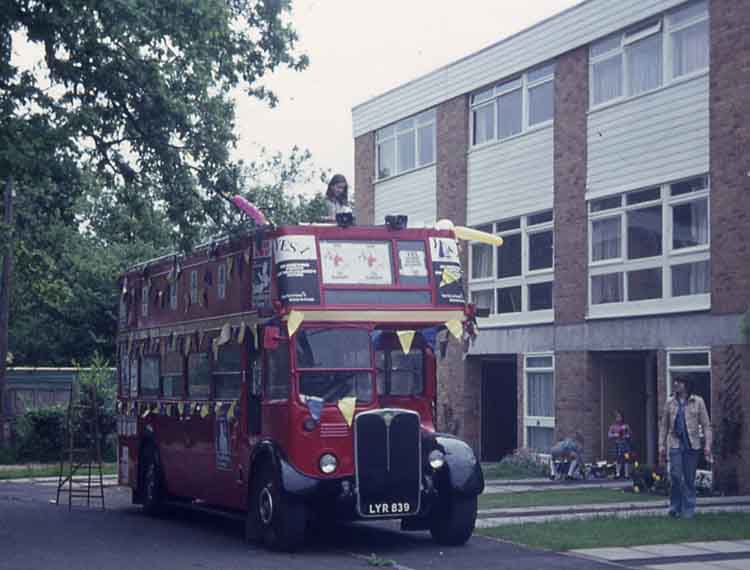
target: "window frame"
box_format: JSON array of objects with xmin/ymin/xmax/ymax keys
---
[
  {"xmin": 141, "ymin": 285, "xmax": 149, "ymax": 317},
  {"xmin": 523, "ymin": 353, "xmax": 555, "ymax": 453},
  {"xmin": 375, "ymin": 108, "xmax": 436, "ymax": 181},
  {"xmin": 469, "ymin": 62, "xmax": 555, "ymax": 148},
  {"xmin": 587, "ymin": 175, "xmax": 710, "ymax": 318},
  {"xmin": 468, "ymin": 210, "xmax": 554, "ymax": 326},
  {"xmin": 589, "ymin": 1, "xmax": 709, "ymax": 110},
  {"xmin": 189, "ymin": 270, "xmax": 198, "ymax": 305}
]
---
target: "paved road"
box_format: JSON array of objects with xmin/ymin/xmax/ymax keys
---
[{"xmin": 0, "ymin": 482, "xmax": 622, "ymax": 570}]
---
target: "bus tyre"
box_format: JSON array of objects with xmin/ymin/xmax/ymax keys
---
[
  {"xmin": 250, "ymin": 463, "xmax": 306, "ymax": 552},
  {"xmin": 429, "ymin": 493, "xmax": 477, "ymax": 546},
  {"xmin": 141, "ymin": 448, "xmax": 165, "ymax": 516}
]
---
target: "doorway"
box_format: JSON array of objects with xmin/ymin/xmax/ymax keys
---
[{"xmin": 481, "ymin": 358, "xmax": 518, "ymax": 461}]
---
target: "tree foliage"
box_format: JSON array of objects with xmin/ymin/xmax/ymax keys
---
[
  {"xmin": 0, "ymin": 1, "xmax": 330, "ymax": 366},
  {"xmin": 1, "ymin": 0, "xmax": 308, "ymax": 243}
]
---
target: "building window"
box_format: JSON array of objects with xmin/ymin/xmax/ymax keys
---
[
  {"xmin": 376, "ymin": 109, "xmax": 436, "ymax": 180},
  {"xmin": 590, "ymin": 1, "xmax": 708, "ymax": 107},
  {"xmin": 217, "ymin": 263, "xmax": 227, "ymax": 300},
  {"xmin": 667, "ymin": 349, "xmax": 711, "ymax": 413},
  {"xmin": 470, "ymin": 62, "xmax": 554, "ymax": 146},
  {"xmin": 213, "ymin": 343, "xmax": 242, "ymax": 399},
  {"xmin": 189, "ymin": 270, "xmax": 198, "ymax": 305},
  {"xmin": 469, "ymin": 210, "xmax": 553, "ymax": 324},
  {"xmin": 588, "ymin": 175, "xmax": 710, "ymax": 315},
  {"xmin": 161, "ymin": 350, "xmax": 184, "ymax": 398},
  {"xmin": 188, "ymin": 352, "xmax": 210, "ymax": 399},
  {"xmin": 524, "ymin": 354, "xmax": 555, "ymax": 453},
  {"xmin": 140, "ymin": 355, "xmax": 160, "ymax": 397}
]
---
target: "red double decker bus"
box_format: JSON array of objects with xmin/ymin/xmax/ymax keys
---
[{"xmin": 116, "ymin": 219, "xmax": 484, "ymax": 551}]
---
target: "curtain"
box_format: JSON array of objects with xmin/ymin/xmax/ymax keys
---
[
  {"xmin": 498, "ymin": 89, "xmax": 522, "ymax": 138},
  {"xmin": 592, "ymin": 55, "xmax": 622, "ymax": 105},
  {"xmin": 471, "ymin": 243, "xmax": 493, "ymax": 278},
  {"xmin": 592, "ymin": 273, "xmax": 623, "ymax": 304},
  {"xmin": 397, "ymin": 130, "xmax": 415, "ymax": 173},
  {"xmin": 673, "ymin": 198, "xmax": 708, "ymax": 249},
  {"xmin": 672, "ymin": 260, "xmax": 710, "ymax": 296},
  {"xmin": 592, "ymin": 217, "xmax": 621, "ymax": 260},
  {"xmin": 627, "ymin": 34, "xmax": 662, "ymax": 95},
  {"xmin": 673, "ymin": 20, "xmax": 709, "ymax": 77},
  {"xmin": 527, "ymin": 372, "xmax": 554, "ymax": 417},
  {"xmin": 473, "ymin": 104, "xmax": 494, "ymax": 145}
]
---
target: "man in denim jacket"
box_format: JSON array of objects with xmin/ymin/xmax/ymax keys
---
[{"xmin": 658, "ymin": 375, "xmax": 712, "ymax": 519}]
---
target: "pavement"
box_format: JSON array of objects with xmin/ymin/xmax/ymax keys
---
[{"xmin": 572, "ymin": 541, "xmax": 750, "ymax": 569}]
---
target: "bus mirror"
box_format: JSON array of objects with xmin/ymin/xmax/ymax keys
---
[{"xmin": 263, "ymin": 326, "xmax": 281, "ymax": 350}]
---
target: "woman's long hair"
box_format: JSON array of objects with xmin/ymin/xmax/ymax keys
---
[{"xmin": 326, "ymin": 174, "xmax": 349, "ymax": 205}]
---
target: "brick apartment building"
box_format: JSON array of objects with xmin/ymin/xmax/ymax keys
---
[{"xmin": 352, "ymin": 0, "xmax": 750, "ymax": 490}]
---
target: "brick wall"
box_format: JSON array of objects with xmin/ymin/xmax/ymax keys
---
[
  {"xmin": 353, "ymin": 132, "xmax": 375, "ymax": 225},
  {"xmin": 711, "ymin": 345, "xmax": 750, "ymax": 494},
  {"xmin": 555, "ymin": 351, "xmax": 600, "ymax": 462},
  {"xmin": 436, "ymin": 95, "xmax": 469, "ymax": 225},
  {"xmin": 553, "ymin": 47, "xmax": 589, "ymax": 325},
  {"xmin": 710, "ymin": 0, "xmax": 750, "ymax": 314},
  {"xmin": 434, "ymin": 94, "xmax": 472, "ymax": 447}
]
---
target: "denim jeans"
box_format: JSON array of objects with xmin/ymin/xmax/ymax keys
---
[{"xmin": 669, "ymin": 447, "xmax": 700, "ymax": 517}]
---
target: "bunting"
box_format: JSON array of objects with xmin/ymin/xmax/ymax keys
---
[
  {"xmin": 445, "ymin": 319, "xmax": 463, "ymax": 340},
  {"xmin": 287, "ymin": 310, "xmax": 305, "ymax": 336},
  {"xmin": 397, "ymin": 330, "xmax": 416, "ymax": 354},
  {"xmin": 337, "ymin": 397, "xmax": 356, "ymax": 427}
]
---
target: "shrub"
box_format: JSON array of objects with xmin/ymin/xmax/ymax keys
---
[
  {"xmin": 484, "ymin": 448, "xmax": 550, "ymax": 480},
  {"xmin": 15, "ymin": 407, "xmax": 67, "ymax": 462}
]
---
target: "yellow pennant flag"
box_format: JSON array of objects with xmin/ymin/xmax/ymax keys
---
[
  {"xmin": 200, "ymin": 404, "xmax": 209, "ymax": 419},
  {"xmin": 397, "ymin": 330, "xmax": 416, "ymax": 354},
  {"xmin": 252, "ymin": 324, "xmax": 259, "ymax": 350},
  {"xmin": 198, "ymin": 329, "xmax": 205, "ymax": 348},
  {"xmin": 237, "ymin": 322, "xmax": 246, "ymax": 344},
  {"xmin": 453, "ymin": 225, "xmax": 504, "ymax": 247},
  {"xmin": 337, "ymin": 397, "xmax": 356, "ymax": 427},
  {"xmin": 446, "ymin": 320, "xmax": 463, "ymax": 340},
  {"xmin": 227, "ymin": 256, "xmax": 235, "ymax": 276},
  {"xmin": 287, "ymin": 310, "xmax": 305, "ymax": 336},
  {"xmin": 183, "ymin": 334, "xmax": 192, "ymax": 357},
  {"xmin": 177, "ymin": 402, "xmax": 185, "ymax": 417},
  {"xmin": 142, "ymin": 405, "xmax": 150, "ymax": 419},
  {"xmin": 228, "ymin": 401, "xmax": 237, "ymax": 420},
  {"xmin": 212, "ymin": 338, "xmax": 220, "ymax": 360},
  {"xmin": 440, "ymin": 266, "xmax": 460, "ymax": 287},
  {"xmin": 152, "ymin": 403, "xmax": 160, "ymax": 416},
  {"xmin": 218, "ymin": 322, "xmax": 231, "ymax": 346},
  {"xmin": 214, "ymin": 402, "xmax": 222, "ymax": 415}
]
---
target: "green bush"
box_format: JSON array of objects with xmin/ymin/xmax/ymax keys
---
[
  {"xmin": 15, "ymin": 407, "xmax": 67, "ymax": 462},
  {"xmin": 0, "ymin": 443, "xmax": 19, "ymax": 464},
  {"xmin": 484, "ymin": 448, "xmax": 550, "ymax": 480}
]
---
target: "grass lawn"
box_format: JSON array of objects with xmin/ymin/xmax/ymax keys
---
[
  {"xmin": 482, "ymin": 462, "xmax": 548, "ymax": 480},
  {"xmin": 478, "ymin": 513, "xmax": 750, "ymax": 550},
  {"xmin": 0, "ymin": 463, "xmax": 117, "ymax": 480},
  {"xmin": 479, "ymin": 487, "xmax": 665, "ymax": 510}
]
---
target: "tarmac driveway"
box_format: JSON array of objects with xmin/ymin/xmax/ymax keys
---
[{"xmin": 0, "ymin": 481, "xmax": 621, "ymax": 570}]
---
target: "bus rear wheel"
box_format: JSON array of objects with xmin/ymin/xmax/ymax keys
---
[
  {"xmin": 248, "ymin": 462, "xmax": 306, "ymax": 552},
  {"xmin": 429, "ymin": 493, "xmax": 477, "ymax": 546}
]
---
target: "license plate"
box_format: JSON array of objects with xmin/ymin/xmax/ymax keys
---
[{"xmin": 365, "ymin": 502, "xmax": 412, "ymax": 516}]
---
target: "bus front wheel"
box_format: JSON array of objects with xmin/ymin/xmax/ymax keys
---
[
  {"xmin": 429, "ymin": 493, "xmax": 477, "ymax": 546},
  {"xmin": 248, "ymin": 462, "xmax": 306, "ymax": 552}
]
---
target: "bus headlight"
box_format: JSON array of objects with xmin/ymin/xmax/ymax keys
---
[
  {"xmin": 429, "ymin": 450, "xmax": 445, "ymax": 470},
  {"xmin": 319, "ymin": 453, "xmax": 338, "ymax": 474}
]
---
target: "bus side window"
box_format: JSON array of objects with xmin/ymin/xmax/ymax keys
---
[
  {"xmin": 248, "ymin": 358, "xmax": 262, "ymax": 435},
  {"xmin": 266, "ymin": 341, "xmax": 290, "ymax": 400}
]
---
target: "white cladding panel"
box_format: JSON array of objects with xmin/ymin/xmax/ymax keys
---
[
  {"xmin": 467, "ymin": 127, "xmax": 554, "ymax": 225},
  {"xmin": 373, "ymin": 166, "xmax": 437, "ymax": 227},
  {"xmin": 587, "ymin": 74, "xmax": 709, "ymax": 199},
  {"xmin": 352, "ymin": 0, "xmax": 688, "ymax": 137}
]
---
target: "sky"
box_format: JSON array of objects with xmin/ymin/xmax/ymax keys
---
[
  {"xmin": 10, "ymin": 0, "xmax": 582, "ymax": 197},
  {"xmin": 234, "ymin": 0, "xmax": 581, "ymax": 196}
]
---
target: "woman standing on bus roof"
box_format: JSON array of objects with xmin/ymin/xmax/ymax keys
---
[{"xmin": 325, "ymin": 174, "xmax": 352, "ymax": 221}]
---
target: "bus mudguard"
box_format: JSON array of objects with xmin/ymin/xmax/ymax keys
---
[
  {"xmin": 249, "ymin": 440, "xmax": 320, "ymax": 496},
  {"xmin": 434, "ymin": 434, "xmax": 485, "ymax": 496}
]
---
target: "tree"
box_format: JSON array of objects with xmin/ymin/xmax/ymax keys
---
[{"xmin": 1, "ymin": 0, "xmax": 308, "ymax": 244}]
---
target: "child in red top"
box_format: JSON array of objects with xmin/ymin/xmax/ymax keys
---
[{"xmin": 608, "ymin": 410, "xmax": 632, "ymax": 479}]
